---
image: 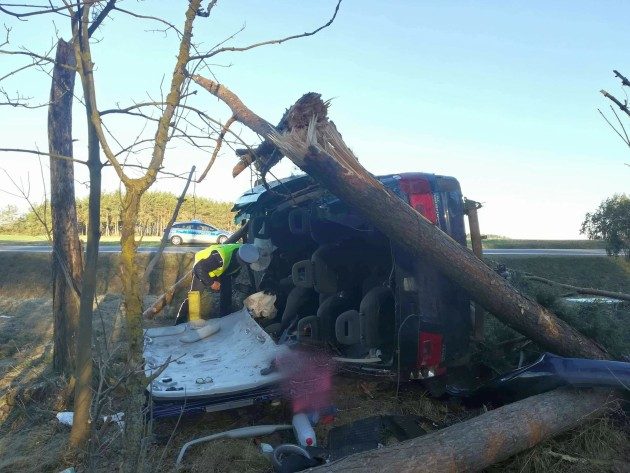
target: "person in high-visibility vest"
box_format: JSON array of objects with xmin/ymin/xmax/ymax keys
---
[{"xmin": 176, "ymin": 243, "xmax": 261, "ymax": 323}]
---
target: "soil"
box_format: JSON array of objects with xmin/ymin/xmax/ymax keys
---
[{"xmin": 0, "ymin": 253, "xmax": 628, "ymax": 472}]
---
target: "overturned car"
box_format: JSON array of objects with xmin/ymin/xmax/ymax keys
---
[
  {"xmin": 146, "ymin": 172, "xmax": 475, "ymax": 415},
  {"xmin": 233, "ymin": 172, "xmax": 473, "ymax": 383}
]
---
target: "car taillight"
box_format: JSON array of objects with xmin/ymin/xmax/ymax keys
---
[
  {"xmin": 399, "ymin": 178, "xmax": 438, "ymax": 224},
  {"xmin": 417, "ymin": 332, "xmax": 443, "ymax": 368}
]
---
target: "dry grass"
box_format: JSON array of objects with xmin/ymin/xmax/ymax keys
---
[
  {"xmin": 0, "ymin": 253, "xmax": 628, "ymax": 472},
  {"xmin": 488, "ymin": 415, "xmax": 629, "ymax": 473}
]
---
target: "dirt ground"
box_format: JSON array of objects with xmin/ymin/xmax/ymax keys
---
[
  {"xmin": 0, "ymin": 293, "xmax": 628, "ymax": 473},
  {"xmin": 0, "ymin": 253, "xmax": 628, "ymax": 472}
]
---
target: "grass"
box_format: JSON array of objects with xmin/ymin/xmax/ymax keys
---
[
  {"xmin": 0, "ymin": 254, "xmax": 627, "ymax": 471},
  {"xmin": 0, "ymin": 234, "xmax": 163, "ymax": 246},
  {"xmin": 488, "ymin": 255, "xmax": 630, "ymax": 293},
  {"xmin": 481, "ymin": 239, "xmax": 606, "ymax": 249},
  {"xmin": 1, "ymin": 234, "xmax": 608, "ymax": 250},
  {"xmin": 488, "ymin": 415, "xmax": 629, "ymax": 473}
]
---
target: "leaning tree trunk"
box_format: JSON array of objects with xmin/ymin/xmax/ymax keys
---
[
  {"xmin": 191, "ymin": 76, "xmax": 609, "ymax": 361},
  {"xmin": 273, "ymin": 123, "xmax": 610, "ymax": 360},
  {"xmin": 49, "ymin": 38, "xmax": 83, "ymax": 374},
  {"xmin": 312, "ymin": 388, "xmax": 615, "ymax": 473}
]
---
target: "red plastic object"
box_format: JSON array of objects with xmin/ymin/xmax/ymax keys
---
[{"xmin": 417, "ymin": 332, "xmax": 443, "ymax": 368}]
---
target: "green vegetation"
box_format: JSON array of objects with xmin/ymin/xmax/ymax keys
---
[
  {"xmin": 481, "ymin": 239, "xmax": 605, "ymax": 249},
  {"xmin": 485, "ymin": 256, "xmax": 630, "ymax": 360},
  {"xmin": 488, "ymin": 255, "xmax": 630, "ymax": 292},
  {"xmin": 0, "ymin": 234, "xmax": 163, "ymax": 246},
  {"xmin": 0, "ymin": 191, "xmax": 236, "ymax": 237},
  {"xmin": 581, "ymin": 193, "xmax": 630, "ymax": 258}
]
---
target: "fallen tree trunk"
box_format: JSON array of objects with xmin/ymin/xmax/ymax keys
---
[
  {"xmin": 310, "ymin": 388, "xmax": 615, "ymax": 473},
  {"xmin": 524, "ymin": 274, "xmax": 630, "ymax": 302},
  {"xmin": 190, "ymin": 75, "xmax": 610, "ymax": 361},
  {"xmin": 143, "ymin": 222, "xmax": 250, "ymax": 319}
]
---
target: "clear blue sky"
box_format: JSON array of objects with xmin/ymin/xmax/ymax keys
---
[{"xmin": 1, "ymin": 1, "xmax": 628, "ymax": 238}]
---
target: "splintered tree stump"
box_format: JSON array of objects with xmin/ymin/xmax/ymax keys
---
[{"xmin": 230, "ymin": 92, "xmax": 329, "ymax": 177}]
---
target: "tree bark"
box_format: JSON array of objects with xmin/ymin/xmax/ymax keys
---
[
  {"xmin": 119, "ymin": 187, "xmax": 146, "ymax": 471},
  {"xmin": 191, "ymin": 77, "xmax": 610, "ymax": 361},
  {"xmin": 69, "ymin": 74, "xmax": 102, "ymax": 449},
  {"xmin": 311, "ymin": 388, "xmax": 615, "ymax": 473},
  {"xmin": 49, "ymin": 38, "xmax": 83, "ymax": 374}
]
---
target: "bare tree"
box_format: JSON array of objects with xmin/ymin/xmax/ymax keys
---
[
  {"xmin": 599, "ymin": 70, "xmax": 630, "ymax": 154},
  {"xmin": 2, "ymin": 1, "xmax": 343, "ymax": 468}
]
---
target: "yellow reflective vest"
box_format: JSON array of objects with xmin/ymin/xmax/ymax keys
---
[{"xmin": 194, "ymin": 243, "xmax": 242, "ymax": 278}]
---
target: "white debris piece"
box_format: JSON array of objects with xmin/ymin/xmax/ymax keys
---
[
  {"xmin": 179, "ymin": 321, "xmax": 220, "ymax": 343},
  {"xmin": 56, "ymin": 411, "xmax": 125, "ymax": 430},
  {"xmin": 144, "ymin": 307, "xmax": 288, "ymax": 400},
  {"xmin": 56, "ymin": 411, "xmax": 74, "ymax": 426},
  {"xmin": 244, "ymin": 291, "xmax": 277, "ymax": 319}
]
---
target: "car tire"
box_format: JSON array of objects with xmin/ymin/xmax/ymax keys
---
[
  {"xmin": 217, "ymin": 235, "xmax": 228, "ymax": 244},
  {"xmin": 170, "ymin": 235, "xmax": 183, "ymax": 246}
]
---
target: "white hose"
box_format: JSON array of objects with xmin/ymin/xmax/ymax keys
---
[{"xmin": 175, "ymin": 424, "xmax": 292, "ymax": 467}]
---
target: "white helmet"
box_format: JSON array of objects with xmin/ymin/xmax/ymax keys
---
[{"xmin": 237, "ymin": 244, "xmax": 260, "ymax": 264}]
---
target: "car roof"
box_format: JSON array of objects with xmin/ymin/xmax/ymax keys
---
[{"xmin": 173, "ymin": 220, "xmax": 207, "ymax": 225}]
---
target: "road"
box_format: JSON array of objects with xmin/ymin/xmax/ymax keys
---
[
  {"xmin": 0, "ymin": 244, "xmax": 199, "ymax": 254},
  {"xmin": 0, "ymin": 245, "xmax": 609, "ymax": 256}
]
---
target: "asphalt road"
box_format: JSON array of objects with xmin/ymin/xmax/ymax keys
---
[{"xmin": 0, "ymin": 245, "xmax": 609, "ymax": 256}]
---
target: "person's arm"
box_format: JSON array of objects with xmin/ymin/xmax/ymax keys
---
[{"xmin": 193, "ymin": 252, "xmax": 223, "ymax": 288}]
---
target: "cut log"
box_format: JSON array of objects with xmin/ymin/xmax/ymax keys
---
[
  {"xmin": 524, "ymin": 274, "xmax": 630, "ymax": 302},
  {"xmin": 309, "ymin": 388, "xmax": 615, "ymax": 473},
  {"xmin": 143, "ymin": 222, "xmax": 250, "ymax": 319},
  {"xmin": 190, "ymin": 76, "xmax": 610, "ymax": 361}
]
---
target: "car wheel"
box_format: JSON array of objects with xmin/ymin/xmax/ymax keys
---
[
  {"xmin": 170, "ymin": 235, "xmax": 183, "ymax": 246},
  {"xmin": 217, "ymin": 235, "xmax": 228, "ymax": 244}
]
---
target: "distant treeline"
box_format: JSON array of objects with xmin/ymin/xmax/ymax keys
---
[{"xmin": 0, "ymin": 191, "xmax": 236, "ymax": 236}]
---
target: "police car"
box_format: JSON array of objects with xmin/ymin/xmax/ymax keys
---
[{"xmin": 167, "ymin": 220, "xmax": 232, "ymax": 245}]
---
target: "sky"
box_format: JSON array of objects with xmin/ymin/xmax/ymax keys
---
[{"xmin": 1, "ymin": 0, "xmax": 629, "ymax": 239}]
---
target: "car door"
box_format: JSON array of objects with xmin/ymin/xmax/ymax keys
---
[
  {"xmin": 193, "ymin": 224, "xmax": 216, "ymax": 244},
  {"xmin": 178, "ymin": 223, "xmax": 194, "ymax": 244}
]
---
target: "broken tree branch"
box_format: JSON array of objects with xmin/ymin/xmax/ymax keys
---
[
  {"xmin": 190, "ymin": 74, "xmax": 328, "ymax": 177},
  {"xmin": 523, "ymin": 274, "xmax": 630, "ymax": 302},
  {"xmin": 613, "ymin": 69, "xmax": 630, "ymax": 87},
  {"xmin": 600, "ymin": 89, "xmax": 630, "ymax": 118}
]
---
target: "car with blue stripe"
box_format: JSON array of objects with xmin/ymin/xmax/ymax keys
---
[{"xmin": 167, "ymin": 220, "xmax": 231, "ymax": 245}]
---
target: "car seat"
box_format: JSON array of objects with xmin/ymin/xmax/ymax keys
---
[
  {"xmin": 359, "ymin": 286, "xmax": 395, "ymax": 349},
  {"xmin": 334, "ymin": 286, "xmax": 395, "ymax": 353}
]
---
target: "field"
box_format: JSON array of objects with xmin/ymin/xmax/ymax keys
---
[
  {"xmin": 0, "ymin": 234, "xmax": 607, "ymax": 250},
  {"xmin": 0, "ymin": 253, "xmax": 627, "ymax": 472},
  {"xmin": 0, "ymin": 234, "xmax": 162, "ymax": 247},
  {"xmin": 481, "ymin": 238, "xmax": 606, "ymax": 249}
]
